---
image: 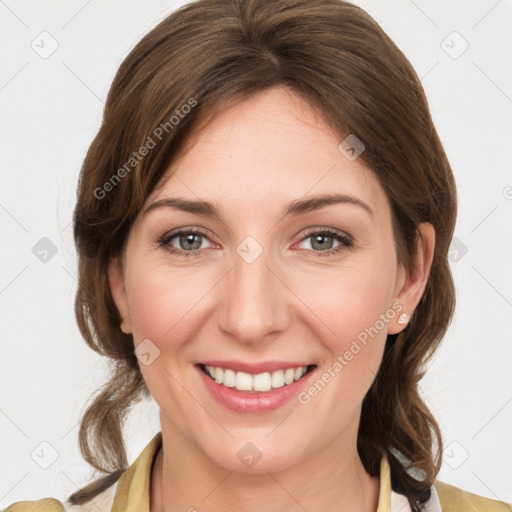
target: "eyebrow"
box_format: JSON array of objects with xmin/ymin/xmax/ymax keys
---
[{"xmin": 142, "ymin": 193, "xmax": 374, "ymax": 221}]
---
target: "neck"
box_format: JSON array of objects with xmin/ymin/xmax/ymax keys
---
[{"xmin": 150, "ymin": 420, "xmax": 380, "ymax": 512}]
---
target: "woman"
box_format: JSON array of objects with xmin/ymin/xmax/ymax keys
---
[{"xmin": 3, "ymin": 0, "xmax": 510, "ymax": 511}]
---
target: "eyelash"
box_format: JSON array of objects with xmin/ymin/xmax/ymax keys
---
[{"xmin": 157, "ymin": 227, "xmax": 354, "ymax": 259}]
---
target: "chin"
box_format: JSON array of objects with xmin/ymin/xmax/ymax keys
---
[{"xmin": 210, "ymin": 445, "xmax": 300, "ymax": 474}]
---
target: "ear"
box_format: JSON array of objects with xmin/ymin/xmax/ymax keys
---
[
  {"xmin": 388, "ymin": 222, "xmax": 435, "ymax": 335},
  {"xmin": 108, "ymin": 256, "xmax": 133, "ymax": 334}
]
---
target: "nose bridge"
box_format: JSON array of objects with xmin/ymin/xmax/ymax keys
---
[{"xmin": 217, "ymin": 236, "xmax": 288, "ymax": 344}]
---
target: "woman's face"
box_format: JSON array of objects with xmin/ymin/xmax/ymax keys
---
[{"xmin": 109, "ymin": 86, "xmax": 431, "ymax": 473}]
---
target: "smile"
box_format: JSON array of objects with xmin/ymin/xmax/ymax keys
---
[{"xmin": 200, "ymin": 364, "xmax": 314, "ymax": 393}]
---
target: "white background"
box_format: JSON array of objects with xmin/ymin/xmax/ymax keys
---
[{"xmin": 1, "ymin": 0, "xmax": 511, "ymax": 507}]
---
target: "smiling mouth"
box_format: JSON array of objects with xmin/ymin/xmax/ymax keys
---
[{"xmin": 198, "ymin": 363, "xmax": 316, "ymax": 393}]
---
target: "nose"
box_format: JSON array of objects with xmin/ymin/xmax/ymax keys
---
[{"xmin": 216, "ymin": 243, "xmax": 290, "ymax": 346}]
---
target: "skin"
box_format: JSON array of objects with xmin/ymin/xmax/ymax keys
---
[{"xmin": 109, "ymin": 85, "xmax": 435, "ymax": 512}]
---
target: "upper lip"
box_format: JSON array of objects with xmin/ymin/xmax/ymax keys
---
[{"xmin": 198, "ymin": 360, "xmax": 315, "ymax": 374}]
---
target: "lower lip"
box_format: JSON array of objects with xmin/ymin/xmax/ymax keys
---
[{"xmin": 196, "ymin": 365, "xmax": 316, "ymax": 414}]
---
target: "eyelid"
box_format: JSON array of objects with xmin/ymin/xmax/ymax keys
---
[
  {"xmin": 292, "ymin": 226, "xmax": 354, "ymax": 256},
  {"xmin": 157, "ymin": 225, "xmax": 354, "ymax": 257},
  {"xmin": 295, "ymin": 226, "xmax": 353, "ymax": 244},
  {"xmin": 157, "ymin": 226, "xmax": 216, "ymax": 248}
]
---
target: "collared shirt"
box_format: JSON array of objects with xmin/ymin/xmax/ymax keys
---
[
  {"xmin": 11, "ymin": 431, "xmax": 511, "ymax": 511},
  {"xmin": 64, "ymin": 431, "xmax": 442, "ymax": 512}
]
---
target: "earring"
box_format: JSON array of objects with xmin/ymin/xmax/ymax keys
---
[{"xmin": 397, "ymin": 313, "xmax": 408, "ymax": 325}]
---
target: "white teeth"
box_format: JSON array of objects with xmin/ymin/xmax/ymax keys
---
[
  {"xmin": 203, "ymin": 364, "xmax": 311, "ymax": 392},
  {"xmin": 253, "ymin": 372, "xmax": 272, "ymax": 392},
  {"xmin": 271, "ymin": 370, "xmax": 285, "ymax": 389},
  {"xmin": 235, "ymin": 371, "xmax": 253, "ymax": 391},
  {"xmin": 284, "ymin": 368, "xmax": 295, "ymax": 385},
  {"xmin": 223, "ymin": 369, "xmax": 236, "ymax": 387}
]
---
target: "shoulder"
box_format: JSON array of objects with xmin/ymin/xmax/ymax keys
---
[
  {"xmin": 2, "ymin": 479, "xmax": 118, "ymax": 512},
  {"xmin": 434, "ymin": 480, "xmax": 512, "ymax": 512},
  {"xmin": 2, "ymin": 498, "xmax": 66, "ymax": 512}
]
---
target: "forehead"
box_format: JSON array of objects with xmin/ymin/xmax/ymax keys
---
[{"xmin": 145, "ymin": 87, "xmax": 388, "ymax": 220}]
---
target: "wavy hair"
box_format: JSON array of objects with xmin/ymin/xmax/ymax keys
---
[{"xmin": 68, "ymin": 0, "xmax": 457, "ymax": 509}]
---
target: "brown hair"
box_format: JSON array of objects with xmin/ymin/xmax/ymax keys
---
[{"xmin": 68, "ymin": 0, "xmax": 456, "ymax": 509}]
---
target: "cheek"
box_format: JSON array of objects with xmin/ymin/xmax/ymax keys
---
[
  {"xmin": 292, "ymin": 266, "xmax": 395, "ymax": 422},
  {"xmin": 301, "ymin": 257, "xmax": 397, "ymax": 347},
  {"xmin": 125, "ymin": 262, "xmax": 214, "ymax": 348},
  {"xmin": 124, "ymin": 263, "xmax": 213, "ymax": 403},
  {"xmin": 295, "ymin": 252, "xmax": 397, "ymax": 398}
]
